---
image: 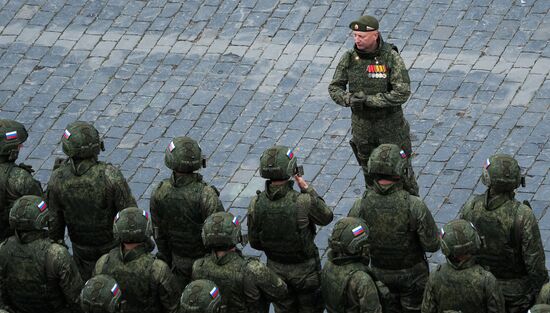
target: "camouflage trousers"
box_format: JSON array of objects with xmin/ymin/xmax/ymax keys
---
[
  {"xmin": 73, "ymin": 241, "xmax": 117, "ymax": 281},
  {"xmin": 350, "ymin": 112, "xmax": 419, "ymax": 196},
  {"xmin": 371, "ymin": 261, "xmax": 429, "ymax": 313},
  {"xmin": 498, "ymin": 277, "xmax": 535, "ymax": 313},
  {"xmin": 267, "ymin": 257, "xmax": 324, "ymax": 313}
]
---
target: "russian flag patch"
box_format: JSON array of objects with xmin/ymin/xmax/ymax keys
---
[
  {"xmin": 209, "ymin": 286, "xmax": 219, "ymax": 299},
  {"xmin": 5, "ymin": 131, "xmax": 17, "ymax": 140},
  {"xmin": 63, "ymin": 129, "xmax": 71, "ymax": 139},
  {"xmin": 37, "ymin": 201, "xmax": 47, "ymax": 212},
  {"xmin": 114, "ymin": 213, "xmax": 120, "ymax": 222},
  {"xmin": 286, "ymin": 148, "xmax": 294, "ymax": 159},
  {"xmin": 484, "ymin": 158, "xmax": 491, "ymax": 169},
  {"xmin": 143, "ymin": 210, "xmax": 149, "ymax": 220},
  {"xmin": 168, "ymin": 141, "xmax": 175, "ymax": 152},
  {"xmin": 352, "ymin": 225, "xmax": 365, "ymax": 237},
  {"xmin": 399, "ymin": 150, "xmax": 407, "ymax": 159},
  {"xmin": 111, "ymin": 283, "xmax": 120, "ymax": 296},
  {"xmin": 232, "ymin": 216, "xmax": 239, "ymax": 226}
]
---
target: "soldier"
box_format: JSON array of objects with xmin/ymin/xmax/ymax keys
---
[
  {"xmin": 460, "ymin": 154, "xmax": 549, "ymax": 313},
  {"xmin": 80, "ymin": 274, "xmax": 122, "ymax": 313},
  {"xmin": 48, "ymin": 121, "xmax": 137, "ymax": 280},
  {"xmin": 192, "ymin": 211, "xmax": 288, "ymax": 313},
  {"xmin": 93, "ymin": 207, "xmax": 180, "ymax": 313},
  {"xmin": 537, "ymin": 283, "xmax": 550, "ymax": 304},
  {"xmin": 247, "ymin": 146, "xmax": 333, "ymax": 313},
  {"xmin": 151, "ymin": 136, "xmax": 224, "ymax": 289},
  {"xmin": 530, "ymin": 304, "xmax": 550, "ymax": 313},
  {"xmin": 321, "ymin": 217, "xmax": 383, "ymax": 313},
  {"xmin": 421, "ymin": 219, "xmax": 504, "ymax": 313},
  {"xmin": 328, "ymin": 15, "xmax": 418, "ymax": 195},
  {"xmin": 348, "ymin": 144, "xmax": 439, "ymax": 313},
  {"xmin": 179, "ymin": 279, "xmax": 221, "ymax": 313},
  {"xmin": 0, "ymin": 195, "xmax": 83, "ymax": 313},
  {"xmin": 0, "ymin": 119, "xmax": 43, "ymax": 241}
]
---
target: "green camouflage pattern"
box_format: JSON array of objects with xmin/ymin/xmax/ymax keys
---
[
  {"xmin": 48, "ymin": 159, "xmax": 136, "ymax": 280},
  {"xmin": 8, "ymin": 195, "xmax": 49, "ymax": 231},
  {"xmin": 440, "ymin": 219, "xmax": 481, "ymax": 258},
  {"xmin": 164, "ymin": 137, "xmax": 204, "ymax": 173},
  {"xmin": 328, "ymin": 217, "xmax": 369, "ymax": 256},
  {"xmin": 80, "ymin": 274, "xmax": 122, "ymax": 313},
  {"xmin": 151, "ymin": 172, "xmax": 224, "ymax": 288},
  {"xmin": 328, "ymin": 36, "xmax": 418, "ymax": 195},
  {"xmin": 202, "ymin": 212, "xmax": 242, "ymax": 250},
  {"xmin": 367, "ymin": 144, "xmax": 408, "ymax": 178},
  {"xmin": 192, "ymin": 250, "xmax": 288, "ymax": 313},
  {"xmin": 61, "ymin": 121, "xmax": 103, "ymax": 159},
  {"xmin": 259, "ymin": 145, "xmax": 297, "ymax": 180},
  {"xmin": 537, "ymin": 283, "xmax": 550, "ymax": 304},
  {"xmin": 0, "ymin": 166, "xmax": 42, "ymax": 240},
  {"xmin": 530, "ymin": 304, "xmax": 550, "ymax": 313},
  {"xmin": 94, "ymin": 242, "xmax": 179, "ymax": 313},
  {"xmin": 481, "ymin": 154, "xmax": 522, "ymax": 191},
  {"xmin": 113, "ymin": 207, "xmax": 153, "ymax": 243},
  {"xmin": 179, "ymin": 279, "xmax": 221, "ymax": 313},
  {"xmin": 0, "ymin": 119, "xmax": 28, "ymax": 159},
  {"xmin": 0, "ymin": 234, "xmax": 83, "ymax": 313},
  {"xmin": 421, "ymin": 261, "xmax": 505, "ymax": 313}
]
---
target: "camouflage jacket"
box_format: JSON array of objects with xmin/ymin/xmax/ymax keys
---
[
  {"xmin": 460, "ymin": 191, "xmax": 549, "ymax": 295},
  {"xmin": 192, "ymin": 250, "xmax": 288, "ymax": 313},
  {"xmin": 421, "ymin": 259, "xmax": 504, "ymax": 313},
  {"xmin": 0, "ymin": 231, "xmax": 83, "ymax": 313},
  {"xmin": 328, "ymin": 36, "xmax": 411, "ymax": 113},
  {"xmin": 150, "ymin": 172, "xmax": 224, "ymax": 264},
  {"xmin": 48, "ymin": 158, "xmax": 136, "ymax": 246},
  {"xmin": 93, "ymin": 240, "xmax": 179, "ymax": 313},
  {"xmin": 0, "ymin": 161, "xmax": 43, "ymax": 241}
]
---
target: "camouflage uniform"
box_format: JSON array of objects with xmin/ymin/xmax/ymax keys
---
[
  {"xmin": 192, "ymin": 212, "xmax": 288, "ymax": 313},
  {"xmin": 80, "ymin": 274, "xmax": 122, "ymax": 313},
  {"xmin": 179, "ymin": 279, "xmax": 221, "ymax": 313},
  {"xmin": 460, "ymin": 155, "xmax": 549, "ymax": 313},
  {"xmin": 151, "ymin": 137, "xmax": 224, "ymax": 289},
  {"xmin": 94, "ymin": 207, "xmax": 180, "ymax": 313},
  {"xmin": 247, "ymin": 146, "xmax": 333, "ymax": 313},
  {"xmin": 321, "ymin": 217, "xmax": 383, "ymax": 313},
  {"xmin": 421, "ymin": 219, "xmax": 504, "ymax": 313},
  {"xmin": 537, "ymin": 283, "xmax": 550, "ymax": 304},
  {"xmin": 530, "ymin": 304, "xmax": 550, "ymax": 313},
  {"xmin": 48, "ymin": 121, "xmax": 136, "ymax": 280},
  {"xmin": 348, "ymin": 144, "xmax": 439, "ymax": 313},
  {"xmin": 0, "ymin": 195, "xmax": 83, "ymax": 313},
  {"xmin": 328, "ymin": 16, "xmax": 418, "ymax": 196},
  {"xmin": 0, "ymin": 119, "xmax": 43, "ymax": 241}
]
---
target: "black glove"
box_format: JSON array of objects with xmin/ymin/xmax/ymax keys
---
[{"xmin": 350, "ymin": 91, "xmax": 367, "ymax": 110}]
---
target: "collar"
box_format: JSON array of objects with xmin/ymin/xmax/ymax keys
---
[
  {"xmin": 446, "ymin": 256, "xmax": 476, "ymax": 270},
  {"xmin": 212, "ymin": 249, "xmax": 242, "ymax": 265},
  {"xmin": 15, "ymin": 230, "xmax": 47, "ymax": 244},
  {"xmin": 119, "ymin": 239, "xmax": 154, "ymax": 263},
  {"xmin": 371, "ymin": 179, "xmax": 402, "ymax": 195},
  {"xmin": 171, "ymin": 172, "xmax": 202, "ymax": 187},
  {"xmin": 69, "ymin": 158, "xmax": 98, "ymax": 176},
  {"xmin": 484, "ymin": 189, "xmax": 514, "ymax": 211},
  {"xmin": 265, "ymin": 180, "xmax": 294, "ymax": 200},
  {"xmin": 328, "ymin": 249, "xmax": 368, "ymax": 266},
  {"xmin": 353, "ymin": 35, "xmax": 384, "ymax": 59}
]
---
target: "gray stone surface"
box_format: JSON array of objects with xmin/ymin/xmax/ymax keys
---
[{"xmin": 1, "ymin": 0, "xmax": 549, "ymax": 271}]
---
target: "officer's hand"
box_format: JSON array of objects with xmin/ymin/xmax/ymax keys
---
[
  {"xmin": 294, "ymin": 175, "xmax": 309, "ymax": 191},
  {"xmin": 350, "ymin": 91, "xmax": 366, "ymax": 109}
]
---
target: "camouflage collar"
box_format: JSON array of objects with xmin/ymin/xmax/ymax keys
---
[
  {"xmin": 484, "ymin": 190, "xmax": 514, "ymax": 211},
  {"xmin": 371, "ymin": 179, "xmax": 402, "ymax": 195},
  {"xmin": 265, "ymin": 180, "xmax": 294, "ymax": 200},
  {"xmin": 15, "ymin": 230, "xmax": 47, "ymax": 244},
  {"xmin": 171, "ymin": 172, "xmax": 203, "ymax": 187},
  {"xmin": 69, "ymin": 157, "xmax": 98, "ymax": 176},
  {"xmin": 446, "ymin": 256, "xmax": 476, "ymax": 270},
  {"xmin": 328, "ymin": 250, "xmax": 366, "ymax": 266},
  {"xmin": 212, "ymin": 249, "xmax": 242, "ymax": 265},
  {"xmin": 119, "ymin": 239, "xmax": 154, "ymax": 263}
]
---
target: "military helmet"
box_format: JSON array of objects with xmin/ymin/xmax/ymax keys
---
[
  {"xmin": 9, "ymin": 195, "xmax": 49, "ymax": 231},
  {"xmin": 481, "ymin": 154, "xmax": 522, "ymax": 191},
  {"xmin": 179, "ymin": 279, "xmax": 222, "ymax": 313},
  {"xmin": 80, "ymin": 274, "xmax": 122, "ymax": 313},
  {"xmin": 202, "ymin": 212, "xmax": 241, "ymax": 250},
  {"xmin": 61, "ymin": 121, "xmax": 104, "ymax": 159},
  {"xmin": 260, "ymin": 145, "xmax": 297, "ymax": 180},
  {"xmin": 164, "ymin": 136, "xmax": 205, "ymax": 173},
  {"xmin": 440, "ymin": 219, "xmax": 481, "ymax": 258},
  {"xmin": 113, "ymin": 207, "xmax": 153, "ymax": 243},
  {"xmin": 367, "ymin": 144, "xmax": 408, "ymax": 178},
  {"xmin": 328, "ymin": 217, "xmax": 369, "ymax": 255},
  {"xmin": 529, "ymin": 304, "xmax": 550, "ymax": 313},
  {"xmin": 0, "ymin": 119, "xmax": 28, "ymax": 161}
]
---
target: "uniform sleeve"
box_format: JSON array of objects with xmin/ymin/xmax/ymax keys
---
[
  {"xmin": 200, "ymin": 185, "xmax": 225, "ymax": 218},
  {"xmin": 458, "ymin": 196, "xmax": 476, "ymax": 220},
  {"xmin": 484, "ymin": 272, "xmax": 505, "ymax": 313},
  {"xmin": 303, "ymin": 187, "xmax": 333, "ymax": 226},
  {"xmin": 347, "ymin": 271, "xmax": 382, "ymax": 313},
  {"xmin": 244, "ymin": 260, "xmax": 288, "ymax": 308},
  {"xmin": 152, "ymin": 260, "xmax": 180, "ymax": 313},
  {"xmin": 420, "ymin": 273, "xmax": 438, "ymax": 313},
  {"xmin": 410, "ymin": 197, "xmax": 440, "ymax": 253},
  {"xmin": 520, "ymin": 205, "xmax": 549, "ymax": 295},
  {"xmin": 92, "ymin": 254, "xmax": 109, "ymax": 277},
  {"xmin": 347, "ymin": 199, "xmax": 363, "ymax": 218},
  {"xmin": 47, "ymin": 172, "xmax": 67, "ymax": 243},
  {"xmin": 328, "ymin": 52, "xmax": 352, "ymax": 107},
  {"xmin": 150, "ymin": 184, "xmax": 172, "ymax": 265},
  {"xmin": 246, "ymin": 196, "xmax": 262, "ymax": 250},
  {"xmin": 365, "ymin": 50, "xmax": 411, "ymax": 108},
  {"xmin": 47, "ymin": 244, "xmax": 84, "ymax": 311},
  {"xmin": 105, "ymin": 165, "xmax": 137, "ymax": 211}
]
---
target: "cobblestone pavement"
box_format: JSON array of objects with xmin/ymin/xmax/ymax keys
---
[{"xmin": 0, "ymin": 0, "xmax": 549, "ymax": 269}]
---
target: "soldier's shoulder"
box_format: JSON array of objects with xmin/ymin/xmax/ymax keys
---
[
  {"xmin": 152, "ymin": 257, "xmax": 171, "ymax": 274},
  {"xmin": 244, "ymin": 257, "xmax": 269, "ymax": 276},
  {"xmin": 203, "ymin": 184, "xmax": 221, "ymax": 197},
  {"xmin": 8, "ymin": 165, "xmax": 38, "ymax": 184},
  {"xmin": 152, "ymin": 179, "xmax": 173, "ymax": 195}
]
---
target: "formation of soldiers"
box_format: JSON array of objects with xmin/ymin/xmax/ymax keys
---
[{"xmin": 0, "ymin": 14, "xmax": 548, "ymax": 313}]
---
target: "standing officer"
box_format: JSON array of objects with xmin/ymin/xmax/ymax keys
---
[
  {"xmin": 80, "ymin": 274, "xmax": 122, "ymax": 313},
  {"xmin": 421, "ymin": 219, "xmax": 504, "ymax": 313},
  {"xmin": 179, "ymin": 279, "xmax": 222, "ymax": 313},
  {"xmin": 247, "ymin": 146, "xmax": 333, "ymax": 313},
  {"xmin": 48, "ymin": 121, "xmax": 137, "ymax": 280},
  {"xmin": 328, "ymin": 15, "xmax": 418, "ymax": 195},
  {"xmin": 93, "ymin": 207, "xmax": 180, "ymax": 313},
  {"xmin": 460, "ymin": 154, "xmax": 549, "ymax": 313},
  {"xmin": 348, "ymin": 144, "xmax": 439, "ymax": 313},
  {"xmin": 321, "ymin": 217, "xmax": 383, "ymax": 313},
  {"xmin": 192, "ymin": 211, "xmax": 288, "ymax": 313},
  {"xmin": 0, "ymin": 119, "xmax": 43, "ymax": 241},
  {"xmin": 0, "ymin": 195, "xmax": 83, "ymax": 313},
  {"xmin": 151, "ymin": 136, "xmax": 224, "ymax": 289}
]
